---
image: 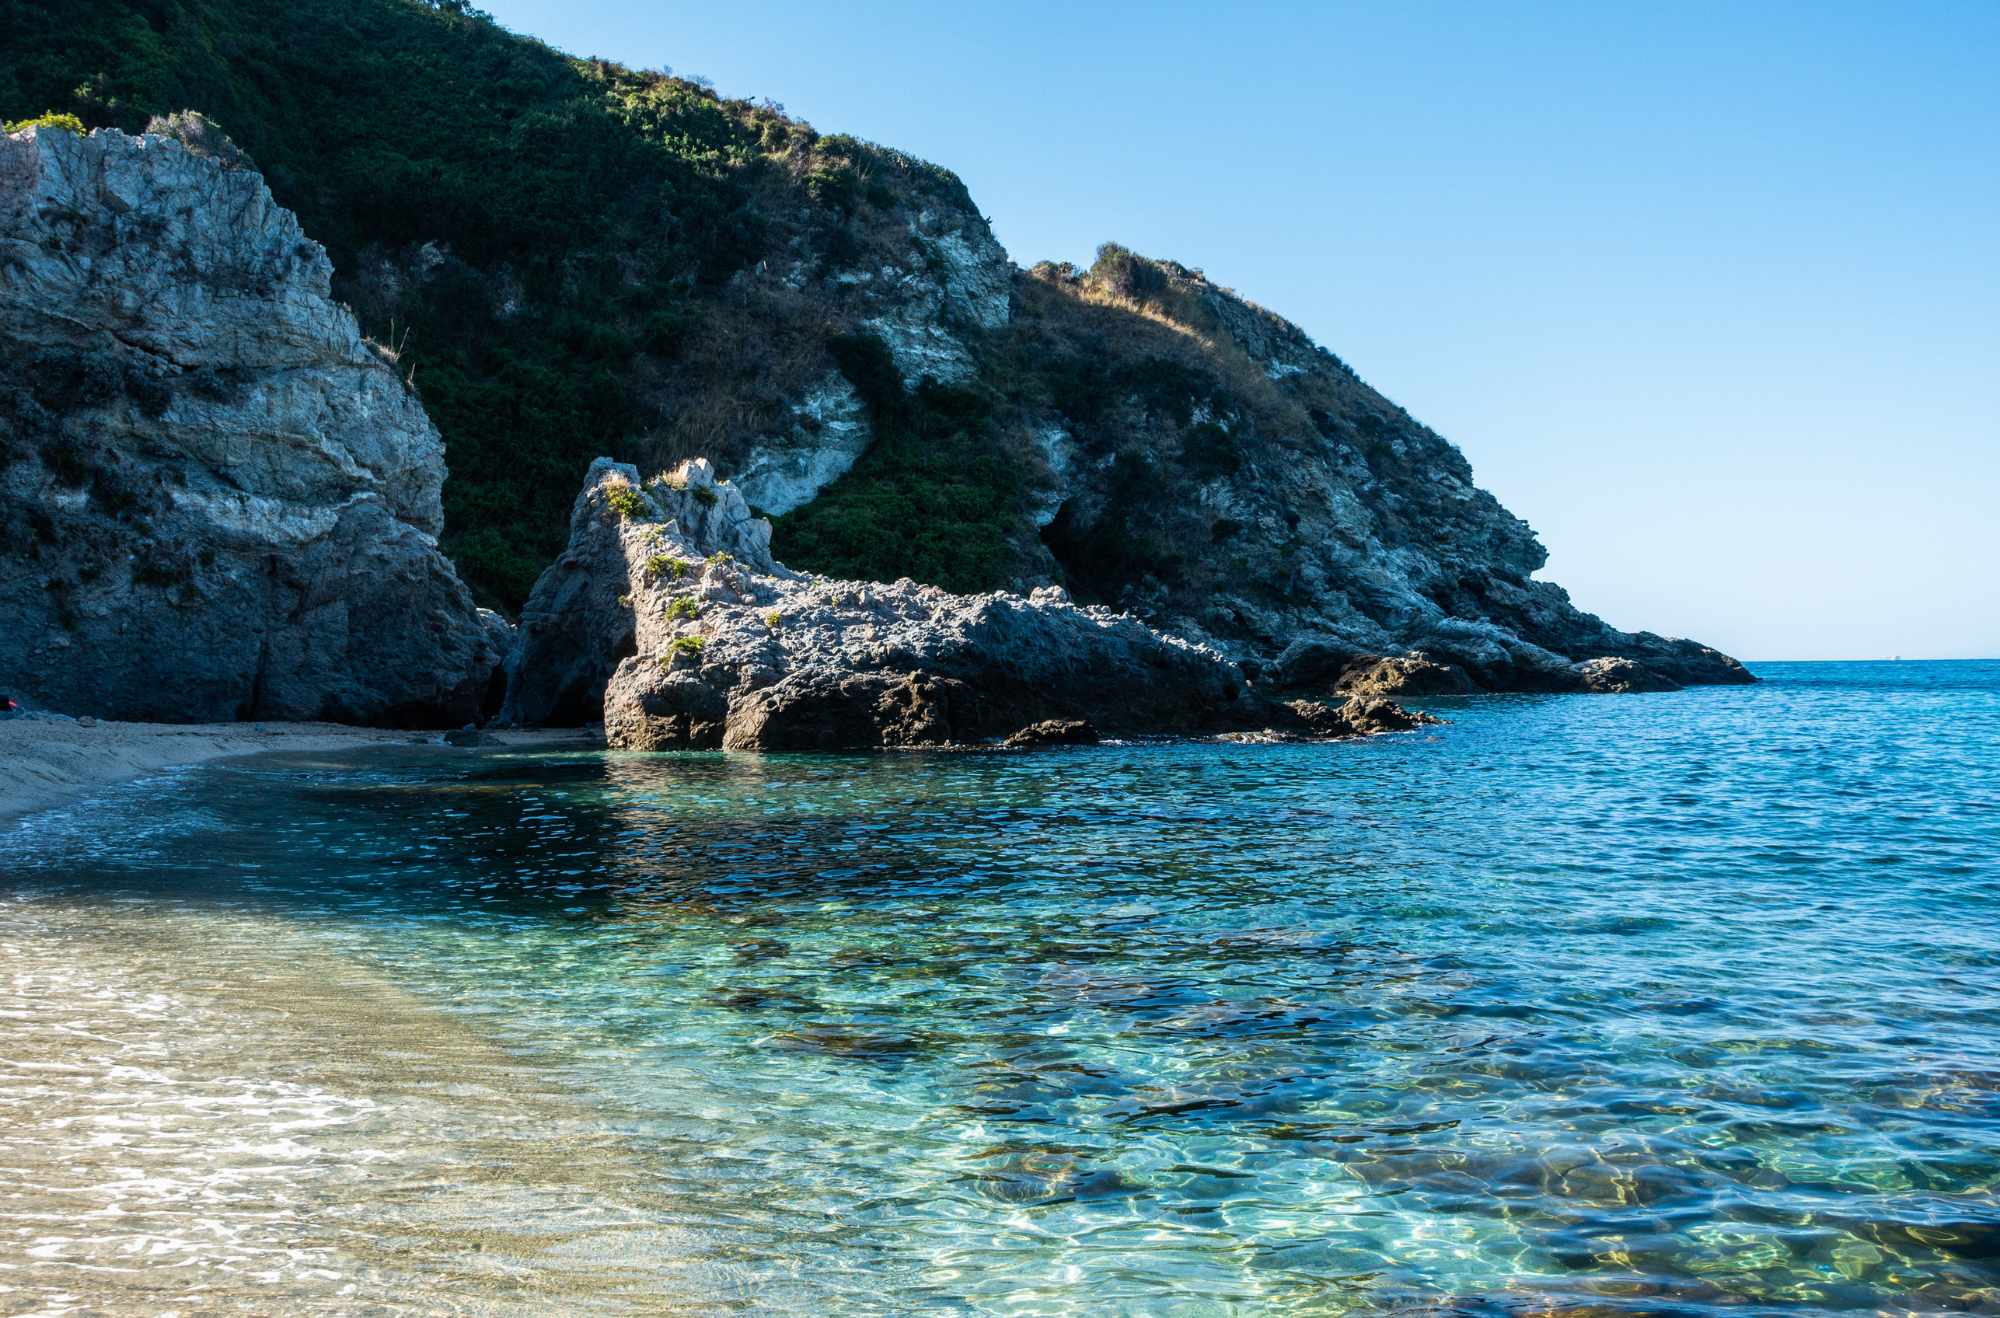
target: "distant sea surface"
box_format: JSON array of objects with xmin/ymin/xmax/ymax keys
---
[{"xmin": 2, "ymin": 660, "xmax": 1996, "ymax": 1314}]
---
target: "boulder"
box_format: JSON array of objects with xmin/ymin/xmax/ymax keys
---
[
  {"xmin": 1333, "ymin": 654, "xmax": 1476, "ymax": 700},
  {"xmin": 1571, "ymin": 656, "xmax": 1682, "ymax": 693},
  {"xmin": 0, "ymin": 125, "xmax": 500, "ymax": 724},
  {"xmin": 512, "ymin": 458, "xmax": 1435, "ymax": 750},
  {"xmin": 1290, "ymin": 697, "xmax": 1442, "ymax": 738},
  {"xmin": 1003, "ymin": 719, "xmax": 1101, "ymax": 749}
]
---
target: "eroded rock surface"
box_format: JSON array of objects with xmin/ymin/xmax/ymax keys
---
[
  {"xmin": 1572, "ymin": 656, "xmax": 1683, "ymax": 694},
  {"xmin": 0, "ymin": 124, "xmax": 502, "ymax": 723},
  {"xmin": 504, "ymin": 459, "xmax": 1429, "ymax": 751}
]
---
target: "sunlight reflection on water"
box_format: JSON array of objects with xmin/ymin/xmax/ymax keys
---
[{"xmin": 2, "ymin": 660, "xmax": 1997, "ymax": 1313}]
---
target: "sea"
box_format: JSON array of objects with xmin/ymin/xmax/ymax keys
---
[{"xmin": 2, "ymin": 660, "xmax": 1995, "ymax": 1314}]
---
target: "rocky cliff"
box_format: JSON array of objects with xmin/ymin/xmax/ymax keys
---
[
  {"xmin": 1000, "ymin": 253, "xmax": 1753, "ymax": 694},
  {"xmin": 4, "ymin": 4, "xmax": 1752, "ymax": 699},
  {"xmin": 504, "ymin": 459, "xmax": 1427, "ymax": 750},
  {"xmin": 0, "ymin": 123, "xmax": 503, "ymax": 724}
]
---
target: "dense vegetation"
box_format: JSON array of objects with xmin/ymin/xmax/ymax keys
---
[
  {"xmin": 3, "ymin": 0, "xmax": 1493, "ymax": 648},
  {"xmin": 774, "ymin": 335, "xmax": 1029, "ymax": 592},
  {"xmin": 0, "ymin": 0, "xmax": 975, "ymax": 602}
]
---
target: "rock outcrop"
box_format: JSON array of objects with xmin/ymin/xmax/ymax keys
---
[
  {"xmin": 503, "ymin": 459, "xmax": 1430, "ymax": 751},
  {"xmin": 5, "ymin": 13, "xmax": 1753, "ymax": 696},
  {"xmin": 1008, "ymin": 255, "xmax": 1756, "ymax": 696},
  {"xmin": 0, "ymin": 124, "xmax": 503, "ymax": 724}
]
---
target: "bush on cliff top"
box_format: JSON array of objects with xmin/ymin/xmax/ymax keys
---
[{"xmin": 3, "ymin": 111, "xmax": 86, "ymax": 134}]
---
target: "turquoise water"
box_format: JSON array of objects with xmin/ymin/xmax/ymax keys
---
[{"xmin": 4, "ymin": 660, "xmax": 1998, "ymax": 1313}]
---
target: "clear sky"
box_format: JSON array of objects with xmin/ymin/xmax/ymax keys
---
[{"xmin": 480, "ymin": 0, "xmax": 1997, "ymax": 660}]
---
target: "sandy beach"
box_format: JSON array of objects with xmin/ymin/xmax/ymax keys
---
[{"xmin": 0, "ymin": 718, "xmax": 597, "ymax": 823}]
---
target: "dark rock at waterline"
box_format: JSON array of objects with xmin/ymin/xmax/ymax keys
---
[
  {"xmin": 1572, "ymin": 656, "xmax": 1683, "ymax": 694},
  {"xmin": 1290, "ymin": 697, "xmax": 1442, "ymax": 738},
  {"xmin": 724, "ymin": 671, "xmax": 980, "ymax": 751},
  {"xmin": 1333, "ymin": 654, "xmax": 1477, "ymax": 700},
  {"xmin": 1276, "ymin": 633, "xmax": 1735, "ymax": 700},
  {"xmin": 1004, "ymin": 719, "xmax": 1101, "ymax": 749}
]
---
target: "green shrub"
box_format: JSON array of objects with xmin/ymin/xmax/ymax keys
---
[
  {"xmin": 666, "ymin": 634, "xmax": 704, "ymax": 659},
  {"xmin": 803, "ymin": 165, "xmax": 857, "ymax": 213},
  {"xmin": 1179, "ymin": 421, "xmax": 1243, "ymax": 478},
  {"xmin": 776, "ymin": 334, "xmax": 1029, "ymax": 592},
  {"xmin": 603, "ymin": 482, "xmax": 646, "ymax": 520},
  {"xmin": 4, "ymin": 111, "xmax": 86, "ymax": 134},
  {"xmin": 143, "ymin": 110, "xmax": 250, "ymax": 167},
  {"xmin": 691, "ymin": 485, "xmax": 718, "ymax": 507},
  {"xmin": 1090, "ymin": 242, "xmax": 1166, "ymax": 300},
  {"xmin": 665, "ymin": 595, "xmax": 698, "ymax": 620},
  {"xmin": 763, "ymin": 610, "xmax": 781, "ymax": 629}
]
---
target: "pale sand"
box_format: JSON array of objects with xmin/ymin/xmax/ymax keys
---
[
  {"xmin": 0, "ymin": 719, "xmax": 598, "ymax": 823},
  {"xmin": 1, "ymin": 876, "xmax": 716, "ymax": 1312}
]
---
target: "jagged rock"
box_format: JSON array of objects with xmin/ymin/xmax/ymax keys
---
[
  {"xmin": 1334, "ymin": 655, "xmax": 1476, "ymax": 700},
  {"xmin": 1004, "ymin": 719, "xmax": 1100, "ymax": 749},
  {"xmin": 1285, "ymin": 641, "xmax": 1691, "ymax": 699},
  {"xmin": 1334, "ymin": 696, "xmax": 1442, "ymax": 735},
  {"xmin": 1571, "ymin": 656, "xmax": 1682, "ymax": 693},
  {"xmin": 1270, "ymin": 638, "xmax": 1473, "ymax": 698},
  {"xmin": 860, "ymin": 206, "xmax": 1013, "ymax": 386},
  {"xmin": 0, "ymin": 125, "xmax": 501, "ymax": 724},
  {"xmin": 508, "ymin": 458, "xmax": 1434, "ymax": 750},
  {"xmin": 722, "ymin": 671, "xmax": 979, "ymax": 751},
  {"xmin": 502, "ymin": 458, "xmax": 778, "ymax": 727},
  {"xmin": 1270, "ymin": 635, "xmax": 1368, "ymax": 691},
  {"xmin": 1290, "ymin": 697, "xmax": 1442, "ymax": 738}
]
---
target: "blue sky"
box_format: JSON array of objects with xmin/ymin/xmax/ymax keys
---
[{"xmin": 482, "ymin": 0, "xmax": 1998, "ymax": 660}]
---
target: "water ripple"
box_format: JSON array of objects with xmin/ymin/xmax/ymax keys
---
[{"xmin": 1, "ymin": 659, "xmax": 1996, "ymax": 1312}]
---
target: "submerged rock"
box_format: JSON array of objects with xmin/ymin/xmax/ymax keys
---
[
  {"xmin": 506, "ymin": 459, "xmax": 1434, "ymax": 750},
  {"xmin": 0, "ymin": 125, "xmax": 501, "ymax": 724}
]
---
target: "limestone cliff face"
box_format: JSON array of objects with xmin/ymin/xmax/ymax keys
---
[{"xmin": 0, "ymin": 125, "xmax": 503, "ymax": 724}]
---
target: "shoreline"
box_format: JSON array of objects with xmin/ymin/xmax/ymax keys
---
[{"xmin": 0, "ymin": 717, "xmax": 598, "ymax": 824}]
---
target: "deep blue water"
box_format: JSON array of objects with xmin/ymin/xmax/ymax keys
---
[{"xmin": 4, "ymin": 660, "xmax": 1998, "ymax": 1313}]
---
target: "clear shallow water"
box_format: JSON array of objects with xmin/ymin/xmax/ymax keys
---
[{"xmin": 2, "ymin": 660, "xmax": 1997, "ymax": 1314}]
